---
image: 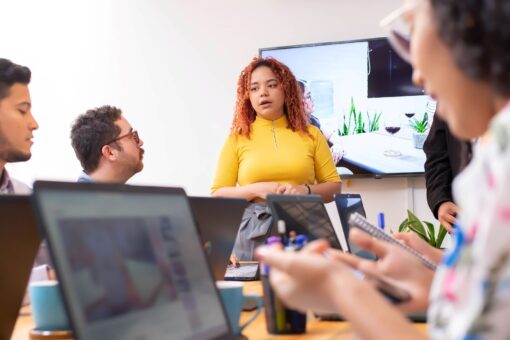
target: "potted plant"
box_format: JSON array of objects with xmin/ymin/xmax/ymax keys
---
[
  {"xmin": 398, "ymin": 210, "xmax": 448, "ymax": 249},
  {"xmin": 409, "ymin": 112, "xmax": 429, "ymax": 149}
]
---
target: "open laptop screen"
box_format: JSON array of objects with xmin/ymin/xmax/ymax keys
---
[
  {"xmin": 267, "ymin": 195, "xmax": 343, "ymax": 250},
  {"xmin": 334, "ymin": 194, "xmax": 376, "ymax": 260},
  {"xmin": 33, "ymin": 183, "xmax": 230, "ymax": 340}
]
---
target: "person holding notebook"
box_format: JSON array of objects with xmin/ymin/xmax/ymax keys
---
[
  {"xmin": 257, "ymin": 0, "xmax": 510, "ymax": 338},
  {"xmin": 70, "ymin": 105, "xmax": 145, "ymax": 184},
  {"xmin": 211, "ymin": 57, "xmax": 341, "ymax": 260},
  {"xmin": 0, "ymin": 58, "xmax": 38, "ymax": 195}
]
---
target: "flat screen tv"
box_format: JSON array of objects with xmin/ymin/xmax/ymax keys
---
[{"xmin": 260, "ymin": 37, "xmax": 435, "ymax": 178}]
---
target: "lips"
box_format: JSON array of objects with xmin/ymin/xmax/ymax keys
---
[{"xmin": 259, "ymin": 100, "xmax": 272, "ymax": 108}]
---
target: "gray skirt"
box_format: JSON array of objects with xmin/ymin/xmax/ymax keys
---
[{"xmin": 232, "ymin": 202, "xmax": 273, "ymax": 261}]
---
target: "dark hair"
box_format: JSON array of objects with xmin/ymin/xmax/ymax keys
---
[
  {"xmin": 431, "ymin": 0, "xmax": 510, "ymax": 96},
  {"xmin": 297, "ymin": 80, "xmax": 306, "ymax": 94},
  {"xmin": 0, "ymin": 59, "xmax": 31, "ymax": 100},
  {"xmin": 70, "ymin": 105, "xmax": 122, "ymax": 173}
]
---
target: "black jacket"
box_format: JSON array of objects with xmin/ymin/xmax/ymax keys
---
[{"xmin": 423, "ymin": 116, "xmax": 472, "ymax": 218}]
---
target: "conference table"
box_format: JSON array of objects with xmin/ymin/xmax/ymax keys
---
[{"xmin": 11, "ymin": 282, "xmax": 426, "ymax": 339}]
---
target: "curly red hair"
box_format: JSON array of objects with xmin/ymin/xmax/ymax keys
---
[{"xmin": 231, "ymin": 57, "xmax": 310, "ymax": 138}]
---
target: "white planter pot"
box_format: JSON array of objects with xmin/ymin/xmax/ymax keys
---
[{"xmin": 412, "ymin": 132, "xmax": 427, "ymax": 149}]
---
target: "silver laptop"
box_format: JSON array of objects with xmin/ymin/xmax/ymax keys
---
[
  {"xmin": 32, "ymin": 181, "xmax": 234, "ymax": 340},
  {"xmin": 189, "ymin": 196, "xmax": 258, "ymax": 281}
]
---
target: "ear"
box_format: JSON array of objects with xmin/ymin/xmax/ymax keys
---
[{"xmin": 100, "ymin": 145, "xmax": 118, "ymax": 161}]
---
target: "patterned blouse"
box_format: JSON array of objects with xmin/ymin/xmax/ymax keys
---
[{"xmin": 428, "ymin": 103, "xmax": 510, "ymax": 339}]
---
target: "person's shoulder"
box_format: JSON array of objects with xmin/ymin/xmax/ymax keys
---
[
  {"xmin": 10, "ymin": 177, "xmax": 32, "ymax": 194},
  {"xmin": 309, "ymin": 115, "xmax": 321, "ymax": 128},
  {"xmin": 308, "ymin": 124, "xmax": 321, "ymax": 136},
  {"xmin": 307, "ymin": 125, "xmax": 323, "ymax": 139}
]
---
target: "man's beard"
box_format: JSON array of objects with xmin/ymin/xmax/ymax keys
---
[
  {"xmin": 0, "ymin": 149, "xmax": 31, "ymax": 162},
  {"xmin": 0, "ymin": 131, "xmax": 31, "ymax": 163}
]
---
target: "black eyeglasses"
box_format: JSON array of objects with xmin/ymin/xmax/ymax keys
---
[{"xmin": 107, "ymin": 130, "xmax": 140, "ymax": 145}]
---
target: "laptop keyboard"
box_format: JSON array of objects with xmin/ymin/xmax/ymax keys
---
[{"xmin": 224, "ymin": 263, "xmax": 259, "ymax": 280}]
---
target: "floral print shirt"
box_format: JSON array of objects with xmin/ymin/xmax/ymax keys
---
[{"xmin": 428, "ymin": 103, "xmax": 510, "ymax": 339}]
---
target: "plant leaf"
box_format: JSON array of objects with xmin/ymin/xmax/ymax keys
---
[
  {"xmin": 373, "ymin": 112, "xmax": 381, "ymax": 131},
  {"xmin": 424, "ymin": 221, "xmax": 436, "ymax": 247},
  {"xmin": 406, "ymin": 221, "xmax": 429, "ymax": 242},
  {"xmin": 436, "ymin": 225, "xmax": 448, "ymax": 249},
  {"xmin": 398, "ymin": 218, "xmax": 409, "ymax": 233},
  {"xmin": 406, "ymin": 210, "xmax": 428, "ymax": 239}
]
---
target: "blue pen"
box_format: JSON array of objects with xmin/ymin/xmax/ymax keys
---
[{"xmin": 377, "ymin": 212, "xmax": 385, "ymax": 230}]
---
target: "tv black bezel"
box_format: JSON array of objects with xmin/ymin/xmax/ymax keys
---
[{"xmin": 259, "ymin": 37, "xmax": 426, "ymax": 180}]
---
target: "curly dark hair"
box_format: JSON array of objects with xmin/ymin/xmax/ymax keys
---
[
  {"xmin": 431, "ymin": 0, "xmax": 510, "ymax": 96},
  {"xmin": 70, "ymin": 105, "xmax": 123, "ymax": 173},
  {"xmin": 231, "ymin": 57, "xmax": 310, "ymax": 138},
  {"xmin": 0, "ymin": 59, "xmax": 31, "ymax": 100}
]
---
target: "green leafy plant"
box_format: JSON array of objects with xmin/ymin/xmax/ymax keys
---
[
  {"xmin": 366, "ymin": 111, "xmax": 381, "ymax": 132},
  {"xmin": 398, "ymin": 210, "xmax": 448, "ymax": 248},
  {"xmin": 354, "ymin": 109, "xmax": 366, "ymax": 134},
  {"xmin": 340, "ymin": 97, "xmax": 366, "ymax": 136},
  {"xmin": 339, "ymin": 97, "xmax": 381, "ymax": 136},
  {"xmin": 340, "ymin": 112, "xmax": 351, "ymax": 136},
  {"xmin": 340, "ymin": 97, "xmax": 356, "ymax": 136},
  {"xmin": 409, "ymin": 112, "xmax": 429, "ymax": 133}
]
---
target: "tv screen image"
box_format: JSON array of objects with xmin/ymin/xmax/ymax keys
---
[{"xmin": 260, "ymin": 37, "xmax": 435, "ymax": 178}]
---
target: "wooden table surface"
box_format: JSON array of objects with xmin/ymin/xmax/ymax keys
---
[{"xmin": 11, "ymin": 281, "xmax": 426, "ymax": 339}]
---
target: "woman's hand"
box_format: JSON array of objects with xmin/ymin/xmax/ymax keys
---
[
  {"xmin": 393, "ymin": 232, "xmax": 443, "ymax": 264},
  {"xmin": 330, "ymin": 229, "xmax": 434, "ymax": 313},
  {"xmin": 275, "ymin": 184, "xmax": 309, "ymax": 196},
  {"xmin": 256, "ymin": 240, "xmax": 361, "ymax": 314},
  {"xmin": 229, "ymin": 254, "xmax": 240, "ymax": 268},
  {"xmin": 257, "ymin": 239, "xmax": 425, "ymax": 340},
  {"xmin": 330, "ymin": 143, "xmax": 344, "ymax": 164},
  {"xmin": 247, "ymin": 182, "xmax": 280, "ymax": 200}
]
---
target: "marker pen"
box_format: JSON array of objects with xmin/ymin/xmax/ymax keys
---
[{"xmin": 377, "ymin": 212, "xmax": 385, "ymax": 230}]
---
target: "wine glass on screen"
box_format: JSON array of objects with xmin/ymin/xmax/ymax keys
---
[
  {"xmin": 384, "ymin": 115, "xmax": 402, "ymax": 157},
  {"xmin": 404, "ymin": 112, "xmax": 415, "ymax": 127}
]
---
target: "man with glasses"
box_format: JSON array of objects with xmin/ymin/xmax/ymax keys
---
[
  {"xmin": 70, "ymin": 105, "xmax": 144, "ymax": 183},
  {"xmin": 0, "ymin": 58, "xmax": 38, "ymax": 194}
]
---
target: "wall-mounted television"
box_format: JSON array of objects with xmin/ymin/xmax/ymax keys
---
[{"xmin": 260, "ymin": 37, "xmax": 435, "ymax": 179}]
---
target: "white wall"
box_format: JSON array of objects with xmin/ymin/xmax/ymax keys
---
[{"xmin": 1, "ymin": 0, "xmax": 437, "ymax": 229}]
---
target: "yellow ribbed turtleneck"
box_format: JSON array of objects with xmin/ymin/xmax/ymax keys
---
[{"xmin": 211, "ymin": 115, "xmax": 340, "ymax": 192}]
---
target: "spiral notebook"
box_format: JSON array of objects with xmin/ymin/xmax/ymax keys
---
[{"xmin": 348, "ymin": 212, "xmax": 437, "ymax": 270}]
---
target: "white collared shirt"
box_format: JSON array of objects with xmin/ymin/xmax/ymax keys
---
[{"xmin": 0, "ymin": 169, "xmax": 31, "ymax": 195}]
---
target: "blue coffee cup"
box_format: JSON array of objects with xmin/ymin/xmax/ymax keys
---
[
  {"xmin": 29, "ymin": 281, "xmax": 70, "ymax": 331},
  {"xmin": 216, "ymin": 281, "xmax": 263, "ymax": 335}
]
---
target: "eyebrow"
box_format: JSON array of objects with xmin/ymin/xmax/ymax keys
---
[
  {"xmin": 250, "ymin": 78, "xmax": 278, "ymax": 86},
  {"xmin": 16, "ymin": 102, "xmax": 31, "ymax": 109}
]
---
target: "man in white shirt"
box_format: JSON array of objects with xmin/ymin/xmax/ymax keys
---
[{"xmin": 0, "ymin": 58, "xmax": 38, "ymax": 194}]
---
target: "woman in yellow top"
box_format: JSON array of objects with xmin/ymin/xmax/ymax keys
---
[{"xmin": 211, "ymin": 57, "xmax": 341, "ymax": 259}]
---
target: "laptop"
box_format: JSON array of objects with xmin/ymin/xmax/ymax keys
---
[
  {"xmin": 334, "ymin": 194, "xmax": 377, "ymax": 260},
  {"xmin": 188, "ymin": 197, "xmax": 259, "ymax": 281},
  {"xmin": 266, "ymin": 194, "xmax": 344, "ymax": 250},
  {"xmin": 32, "ymin": 181, "xmax": 234, "ymax": 340},
  {"xmin": 0, "ymin": 195, "xmax": 42, "ymax": 340}
]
